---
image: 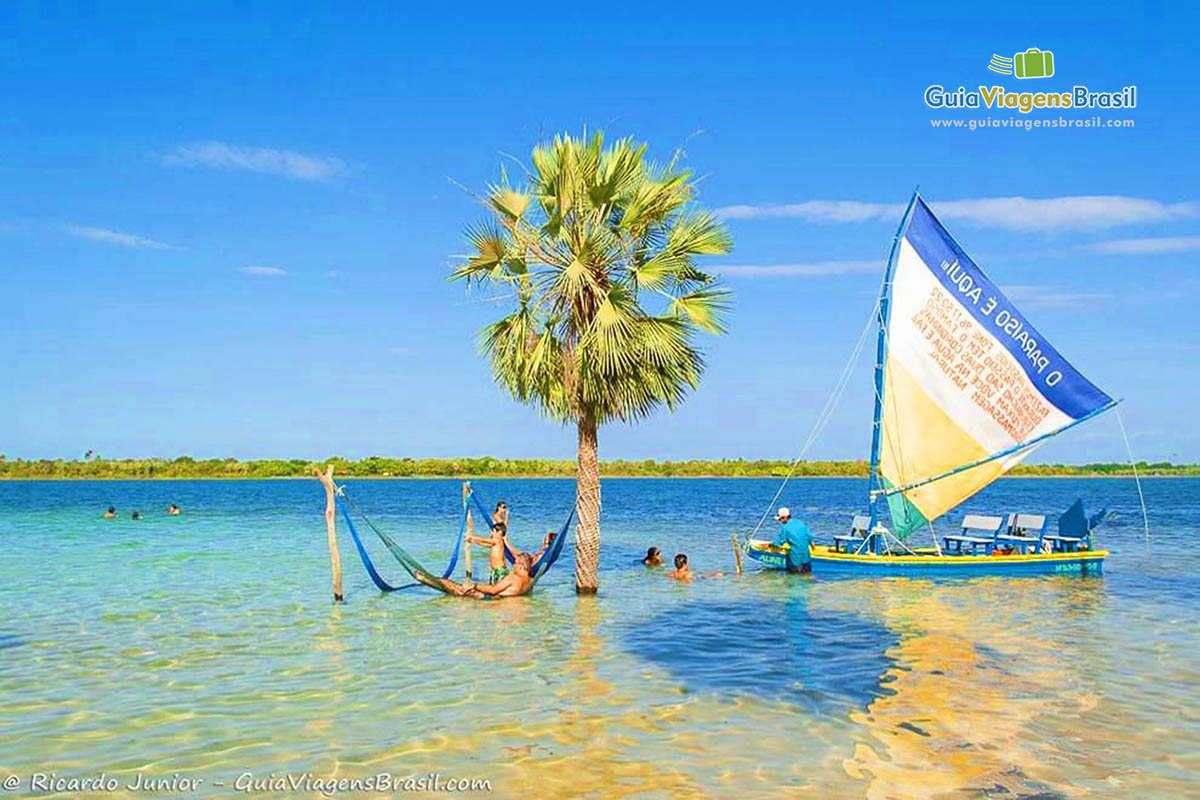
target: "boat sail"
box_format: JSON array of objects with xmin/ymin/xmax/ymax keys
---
[
  {"xmin": 745, "ymin": 191, "xmax": 1115, "ymax": 576},
  {"xmin": 869, "ymin": 194, "xmax": 1115, "ymax": 539}
]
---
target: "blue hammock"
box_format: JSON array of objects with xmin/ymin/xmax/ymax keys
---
[
  {"xmin": 338, "ymin": 486, "xmax": 574, "ymax": 592},
  {"xmin": 337, "ymin": 491, "xmax": 468, "ymax": 593}
]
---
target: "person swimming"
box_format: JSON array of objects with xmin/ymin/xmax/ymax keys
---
[
  {"xmin": 166, "ymin": 504, "xmax": 181, "ymax": 516},
  {"xmin": 131, "ymin": 510, "xmax": 142, "ymax": 520},
  {"xmin": 664, "ymin": 552, "xmax": 725, "ymax": 581},
  {"xmin": 417, "ymin": 552, "xmax": 534, "ymax": 599},
  {"xmin": 642, "ymin": 547, "xmax": 664, "ymax": 567},
  {"xmin": 103, "ymin": 506, "xmax": 116, "ymax": 519},
  {"xmin": 667, "ymin": 553, "xmax": 692, "ymax": 582}
]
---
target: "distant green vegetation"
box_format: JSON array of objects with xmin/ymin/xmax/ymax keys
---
[{"xmin": 0, "ymin": 455, "xmax": 1194, "ymax": 480}]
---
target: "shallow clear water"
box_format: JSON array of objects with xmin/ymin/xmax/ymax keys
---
[{"xmin": 0, "ymin": 477, "xmax": 1196, "ymax": 798}]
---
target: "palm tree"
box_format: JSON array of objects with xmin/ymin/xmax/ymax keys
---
[{"xmin": 451, "ymin": 131, "xmax": 733, "ymax": 593}]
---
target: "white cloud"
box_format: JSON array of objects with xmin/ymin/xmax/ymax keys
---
[
  {"xmin": 1084, "ymin": 235, "xmax": 1200, "ymax": 255},
  {"xmin": 162, "ymin": 141, "xmax": 346, "ymax": 181},
  {"xmin": 1000, "ymin": 284, "xmax": 1111, "ymax": 308},
  {"xmin": 718, "ymin": 195, "xmax": 1199, "ymax": 231},
  {"xmin": 936, "ymin": 197, "xmax": 1198, "ymax": 231},
  {"xmin": 716, "ymin": 201, "xmax": 902, "ymax": 223},
  {"xmin": 66, "ymin": 225, "xmax": 176, "ymax": 249},
  {"xmin": 240, "ymin": 265, "xmax": 288, "ymax": 277},
  {"xmin": 713, "ymin": 259, "xmax": 881, "ymax": 278}
]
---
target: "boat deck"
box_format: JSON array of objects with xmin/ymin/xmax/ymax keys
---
[{"xmin": 746, "ymin": 541, "xmax": 1107, "ymax": 577}]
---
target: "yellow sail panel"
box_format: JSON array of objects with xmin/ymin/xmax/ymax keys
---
[{"xmin": 879, "ymin": 357, "xmax": 1012, "ymax": 529}]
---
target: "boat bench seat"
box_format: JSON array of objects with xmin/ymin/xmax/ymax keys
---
[
  {"xmin": 1040, "ymin": 533, "xmax": 1088, "ymax": 552},
  {"xmin": 943, "ymin": 515, "xmax": 1005, "ymax": 555},
  {"xmin": 833, "ymin": 515, "xmax": 872, "ymax": 553},
  {"xmin": 995, "ymin": 513, "xmax": 1047, "ymax": 554}
]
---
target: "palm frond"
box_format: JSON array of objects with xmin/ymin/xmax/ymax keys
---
[
  {"xmin": 667, "ymin": 211, "xmax": 733, "ymax": 257},
  {"xmin": 668, "ymin": 287, "xmax": 732, "ymax": 334},
  {"xmin": 453, "ymin": 130, "xmax": 733, "ymax": 425}
]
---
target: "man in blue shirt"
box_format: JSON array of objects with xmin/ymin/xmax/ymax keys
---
[{"xmin": 772, "ymin": 507, "xmax": 814, "ymax": 574}]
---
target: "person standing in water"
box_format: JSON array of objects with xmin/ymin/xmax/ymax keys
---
[
  {"xmin": 467, "ymin": 522, "xmax": 516, "ymax": 584},
  {"xmin": 772, "ymin": 507, "xmax": 814, "ymax": 574}
]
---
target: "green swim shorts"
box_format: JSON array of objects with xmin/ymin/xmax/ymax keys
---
[{"xmin": 490, "ymin": 567, "xmax": 510, "ymax": 584}]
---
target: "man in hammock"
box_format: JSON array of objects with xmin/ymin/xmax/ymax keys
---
[{"xmin": 416, "ymin": 552, "xmax": 534, "ymax": 599}]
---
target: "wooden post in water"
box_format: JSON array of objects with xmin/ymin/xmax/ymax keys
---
[
  {"xmin": 732, "ymin": 533, "xmax": 743, "ymax": 575},
  {"xmin": 462, "ymin": 481, "xmax": 474, "ymax": 581},
  {"xmin": 315, "ymin": 465, "xmax": 343, "ymax": 602}
]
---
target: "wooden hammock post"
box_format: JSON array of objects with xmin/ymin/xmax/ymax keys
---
[
  {"xmin": 732, "ymin": 533, "xmax": 743, "ymax": 575},
  {"xmin": 462, "ymin": 481, "xmax": 474, "ymax": 580},
  {"xmin": 316, "ymin": 465, "xmax": 343, "ymax": 602}
]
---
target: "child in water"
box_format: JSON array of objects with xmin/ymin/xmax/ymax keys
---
[{"xmin": 667, "ymin": 553, "xmax": 692, "ymax": 582}]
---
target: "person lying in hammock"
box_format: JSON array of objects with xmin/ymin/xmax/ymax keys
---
[{"xmin": 416, "ymin": 552, "xmax": 534, "ymax": 599}]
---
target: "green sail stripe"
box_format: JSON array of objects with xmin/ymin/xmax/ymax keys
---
[{"xmin": 881, "ymin": 476, "xmax": 928, "ymax": 540}]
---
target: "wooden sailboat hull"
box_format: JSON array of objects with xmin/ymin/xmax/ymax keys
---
[{"xmin": 746, "ymin": 542, "xmax": 1106, "ymax": 577}]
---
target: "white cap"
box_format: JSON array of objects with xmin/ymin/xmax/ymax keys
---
[{"xmin": 776, "ymin": 507, "xmax": 791, "ymax": 520}]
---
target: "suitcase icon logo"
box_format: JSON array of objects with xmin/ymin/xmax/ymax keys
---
[{"xmin": 988, "ymin": 48, "xmax": 1055, "ymax": 79}]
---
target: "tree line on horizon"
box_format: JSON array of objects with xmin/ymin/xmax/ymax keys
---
[{"xmin": 0, "ymin": 455, "xmax": 1193, "ymax": 479}]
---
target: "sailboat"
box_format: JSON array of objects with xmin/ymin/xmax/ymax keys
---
[{"xmin": 747, "ymin": 193, "xmax": 1115, "ymax": 576}]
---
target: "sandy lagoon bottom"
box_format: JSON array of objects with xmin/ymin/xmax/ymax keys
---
[{"xmin": 0, "ymin": 477, "xmax": 1195, "ymax": 798}]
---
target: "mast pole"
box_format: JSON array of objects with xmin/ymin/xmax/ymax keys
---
[{"xmin": 867, "ymin": 190, "xmax": 920, "ymax": 552}]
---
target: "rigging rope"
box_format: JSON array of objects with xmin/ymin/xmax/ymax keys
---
[
  {"xmin": 1115, "ymin": 406, "xmax": 1151, "ymax": 556},
  {"xmin": 747, "ymin": 297, "xmax": 880, "ymax": 542}
]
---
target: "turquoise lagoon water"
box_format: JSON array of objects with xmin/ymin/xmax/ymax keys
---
[{"xmin": 0, "ymin": 477, "xmax": 1196, "ymax": 798}]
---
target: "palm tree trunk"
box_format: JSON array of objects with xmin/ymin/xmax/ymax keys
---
[{"xmin": 574, "ymin": 414, "xmax": 601, "ymax": 594}]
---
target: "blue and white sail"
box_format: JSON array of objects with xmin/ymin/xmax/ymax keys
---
[{"xmin": 872, "ymin": 196, "xmax": 1115, "ymax": 538}]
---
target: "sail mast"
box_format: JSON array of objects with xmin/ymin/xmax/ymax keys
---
[{"xmin": 867, "ymin": 190, "xmax": 920, "ymax": 535}]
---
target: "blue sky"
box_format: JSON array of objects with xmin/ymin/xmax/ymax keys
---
[{"xmin": 2, "ymin": 3, "xmax": 1197, "ymax": 463}]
